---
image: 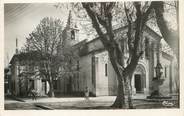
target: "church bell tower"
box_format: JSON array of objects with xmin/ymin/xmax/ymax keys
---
[
  {"xmin": 15, "ymin": 38, "xmax": 19, "ymax": 54},
  {"xmin": 63, "ymin": 10, "xmax": 79, "ymax": 46}
]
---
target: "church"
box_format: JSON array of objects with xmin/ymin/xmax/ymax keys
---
[{"xmin": 7, "ymin": 11, "xmax": 178, "ymax": 98}]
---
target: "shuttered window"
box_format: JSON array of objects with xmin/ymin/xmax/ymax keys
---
[{"xmin": 105, "ymin": 63, "xmax": 108, "ymax": 76}]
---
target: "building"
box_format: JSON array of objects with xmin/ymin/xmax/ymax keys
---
[
  {"xmin": 68, "ymin": 26, "xmax": 178, "ymax": 97},
  {"xmin": 9, "ymin": 51, "xmax": 49, "ymax": 96},
  {"xmin": 4, "ymin": 66, "xmax": 11, "ymax": 95},
  {"xmin": 7, "ymin": 11, "xmax": 178, "ymax": 98}
]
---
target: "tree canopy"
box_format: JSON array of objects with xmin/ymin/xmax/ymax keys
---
[{"xmin": 23, "ymin": 17, "xmax": 79, "ymax": 97}]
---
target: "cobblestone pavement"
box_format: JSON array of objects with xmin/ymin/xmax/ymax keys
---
[{"xmin": 4, "ymin": 96, "xmax": 179, "ymax": 110}]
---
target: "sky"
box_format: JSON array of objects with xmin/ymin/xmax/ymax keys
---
[
  {"xmin": 4, "ymin": 3, "xmax": 77, "ymax": 66},
  {"xmin": 4, "ymin": 2, "xmax": 176, "ymax": 67}
]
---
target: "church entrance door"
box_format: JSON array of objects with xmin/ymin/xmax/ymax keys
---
[{"xmin": 134, "ymin": 74, "xmax": 142, "ymax": 93}]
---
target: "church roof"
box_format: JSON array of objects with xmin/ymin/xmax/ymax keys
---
[
  {"xmin": 77, "ymin": 25, "xmax": 173, "ymax": 58},
  {"xmin": 10, "ymin": 51, "xmax": 42, "ymax": 64}
]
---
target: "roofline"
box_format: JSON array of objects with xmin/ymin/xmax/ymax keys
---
[
  {"xmin": 10, "ymin": 54, "xmax": 18, "ymax": 64},
  {"xmin": 85, "ymin": 24, "xmax": 162, "ymax": 45},
  {"xmin": 162, "ymin": 51, "xmax": 174, "ymax": 61},
  {"xmin": 144, "ymin": 26, "xmax": 162, "ymax": 39},
  {"xmin": 9, "ymin": 51, "xmax": 42, "ymax": 64}
]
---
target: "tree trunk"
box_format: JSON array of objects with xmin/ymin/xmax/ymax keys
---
[
  {"xmin": 112, "ymin": 74, "xmax": 134, "ymax": 109},
  {"xmin": 82, "ymin": 2, "xmax": 145, "ymax": 109},
  {"xmin": 48, "ymin": 80, "xmax": 55, "ymax": 97},
  {"xmin": 126, "ymin": 75, "xmax": 134, "ymax": 109},
  {"xmin": 111, "ymin": 77, "xmax": 128, "ymax": 108}
]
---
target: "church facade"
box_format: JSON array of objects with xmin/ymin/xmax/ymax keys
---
[
  {"xmin": 62, "ymin": 25, "xmax": 178, "ymax": 97},
  {"xmin": 8, "ymin": 11, "xmax": 178, "ymax": 98}
]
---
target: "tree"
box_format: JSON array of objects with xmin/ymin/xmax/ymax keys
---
[
  {"xmin": 152, "ymin": 1, "xmax": 179, "ymax": 60},
  {"xmin": 152, "ymin": 0, "xmax": 179, "ymax": 101},
  {"xmin": 81, "ymin": 2, "xmax": 154, "ymax": 108},
  {"xmin": 24, "ymin": 17, "xmax": 79, "ymax": 97}
]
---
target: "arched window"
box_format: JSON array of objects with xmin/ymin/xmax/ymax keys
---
[
  {"xmin": 145, "ymin": 37, "xmax": 150, "ymax": 59},
  {"xmin": 71, "ymin": 30, "xmax": 75, "ymax": 40}
]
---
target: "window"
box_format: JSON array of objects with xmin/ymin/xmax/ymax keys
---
[
  {"xmin": 105, "ymin": 63, "xmax": 108, "ymax": 76},
  {"xmin": 71, "ymin": 30, "xmax": 75, "ymax": 40},
  {"xmin": 77, "ymin": 60, "xmax": 79, "ymax": 70},
  {"xmin": 145, "ymin": 37, "xmax": 150, "ymax": 59},
  {"xmin": 165, "ymin": 66, "xmax": 167, "ymax": 78},
  {"xmin": 92, "ymin": 56, "xmax": 95, "ymax": 85},
  {"xmin": 53, "ymin": 80, "xmax": 57, "ymax": 90},
  {"xmin": 17, "ymin": 66, "xmax": 20, "ymax": 75}
]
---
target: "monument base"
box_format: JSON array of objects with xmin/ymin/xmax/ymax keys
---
[{"xmin": 147, "ymin": 90, "xmax": 172, "ymax": 99}]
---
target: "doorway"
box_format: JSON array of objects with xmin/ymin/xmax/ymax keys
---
[
  {"xmin": 42, "ymin": 80, "xmax": 47, "ymax": 95},
  {"xmin": 134, "ymin": 74, "xmax": 142, "ymax": 93},
  {"xmin": 67, "ymin": 76, "xmax": 72, "ymax": 94}
]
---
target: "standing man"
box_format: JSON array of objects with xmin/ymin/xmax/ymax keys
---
[{"xmin": 85, "ymin": 87, "xmax": 89, "ymax": 100}]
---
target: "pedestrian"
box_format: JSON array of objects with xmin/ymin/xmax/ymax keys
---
[
  {"xmin": 84, "ymin": 87, "xmax": 89, "ymax": 100},
  {"xmin": 31, "ymin": 89, "xmax": 37, "ymax": 100}
]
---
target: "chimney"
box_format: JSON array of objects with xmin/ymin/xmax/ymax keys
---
[{"xmin": 16, "ymin": 38, "xmax": 18, "ymax": 54}]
